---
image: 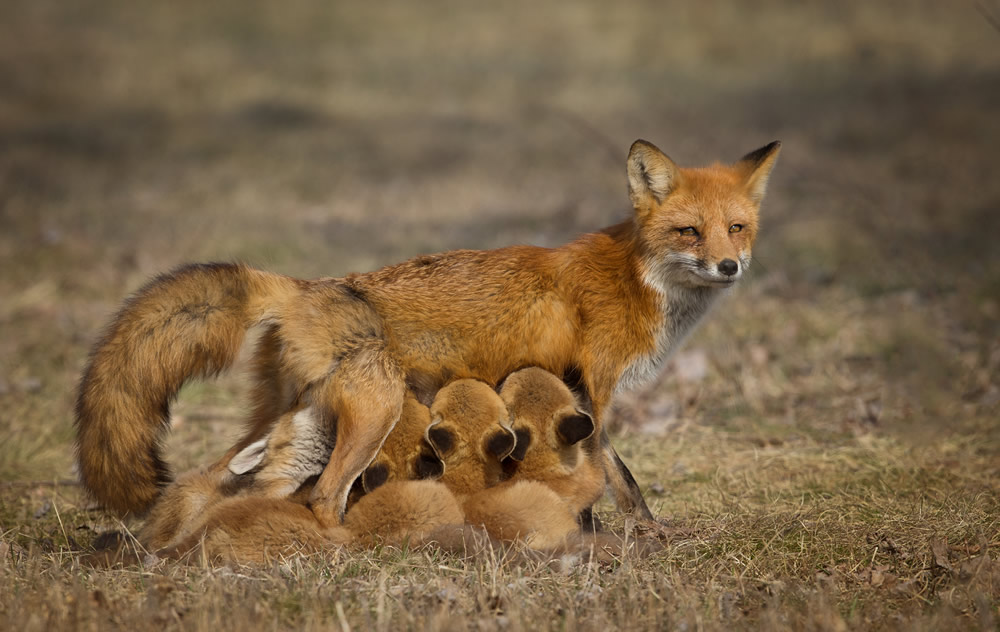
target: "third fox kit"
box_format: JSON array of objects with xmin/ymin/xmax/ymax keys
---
[{"xmin": 75, "ymin": 139, "xmax": 780, "ymax": 526}]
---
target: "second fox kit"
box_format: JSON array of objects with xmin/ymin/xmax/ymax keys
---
[
  {"xmin": 75, "ymin": 138, "xmax": 780, "ymax": 525},
  {"xmin": 496, "ymin": 367, "xmax": 605, "ymax": 516}
]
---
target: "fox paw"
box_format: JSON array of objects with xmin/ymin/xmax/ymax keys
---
[
  {"xmin": 631, "ymin": 517, "xmax": 697, "ymax": 544},
  {"xmin": 310, "ymin": 499, "xmax": 345, "ymax": 529}
]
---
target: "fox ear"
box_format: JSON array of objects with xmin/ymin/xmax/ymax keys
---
[
  {"xmin": 228, "ymin": 438, "xmax": 268, "ymax": 475},
  {"xmin": 413, "ymin": 450, "xmax": 444, "ymax": 480},
  {"xmin": 738, "ymin": 141, "xmax": 781, "ymax": 205},
  {"xmin": 425, "ymin": 418, "xmax": 456, "ymax": 459},
  {"xmin": 361, "ymin": 462, "xmax": 389, "ymax": 492},
  {"xmin": 557, "ymin": 411, "xmax": 595, "ymax": 446},
  {"xmin": 508, "ymin": 427, "xmax": 532, "ymax": 462},
  {"xmin": 483, "ymin": 428, "xmax": 516, "ymax": 460},
  {"xmin": 627, "ymin": 140, "xmax": 680, "ymax": 208}
]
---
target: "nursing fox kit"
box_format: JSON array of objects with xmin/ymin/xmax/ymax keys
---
[{"xmin": 75, "ymin": 138, "xmax": 780, "ymax": 526}]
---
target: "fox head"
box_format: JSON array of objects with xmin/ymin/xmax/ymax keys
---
[
  {"xmin": 627, "ymin": 139, "xmax": 781, "ymax": 290},
  {"xmin": 425, "ymin": 378, "xmax": 516, "ymax": 496},
  {"xmin": 497, "ymin": 367, "xmax": 594, "ymax": 479}
]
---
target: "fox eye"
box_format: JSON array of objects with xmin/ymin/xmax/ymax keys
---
[
  {"xmin": 729, "ymin": 224, "xmax": 743, "ymax": 233},
  {"xmin": 678, "ymin": 227, "xmax": 699, "ymax": 237}
]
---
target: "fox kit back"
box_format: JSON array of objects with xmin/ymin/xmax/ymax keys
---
[
  {"xmin": 139, "ymin": 406, "xmax": 324, "ymax": 551},
  {"xmin": 158, "ymin": 497, "xmax": 353, "ymax": 566},
  {"xmin": 343, "ymin": 480, "xmax": 464, "ymax": 546},
  {"xmin": 140, "ymin": 468, "xmax": 228, "ymax": 551},
  {"xmin": 462, "ymin": 480, "xmax": 580, "ymax": 550},
  {"xmin": 157, "ymin": 481, "xmax": 463, "ymax": 565}
]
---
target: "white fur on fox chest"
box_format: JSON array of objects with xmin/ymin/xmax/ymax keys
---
[{"xmin": 616, "ymin": 285, "xmax": 721, "ymax": 394}]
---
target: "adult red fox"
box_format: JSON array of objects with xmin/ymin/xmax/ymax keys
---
[{"xmin": 75, "ymin": 139, "xmax": 780, "ymax": 526}]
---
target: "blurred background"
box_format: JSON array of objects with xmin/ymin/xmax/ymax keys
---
[{"xmin": 1, "ymin": 0, "xmax": 998, "ymax": 481}]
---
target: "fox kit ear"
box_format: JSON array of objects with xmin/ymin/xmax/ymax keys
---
[
  {"xmin": 508, "ymin": 427, "xmax": 532, "ymax": 462},
  {"xmin": 738, "ymin": 141, "xmax": 781, "ymax": 205},
  {"xmin": 425, "ymin": 418, "xmax": 456, "ymax": 459},
  {"xmin": 361, "ymin": 462, "xmax": 389, "ymax": 493},
  {"xmin": 414, "ymin": 451, "xmax": 445, "ymax": 480},
  {"xmin": 228, "ymin": 438, "xmax": 268, "ymax": 475},
  {"xmin": 627, "ymin": 139, "xmax": 680, "ymax": 208},
  {"xmin": 556, "ymin": 411, "xmax": 595, "ymax": 446},
  {"xmin": 483, "ymin": 429, "xmax": 516, "ymax": 460}
]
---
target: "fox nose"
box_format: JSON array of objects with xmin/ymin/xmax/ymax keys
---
[{"xmin": 717, "ymin": 259, "xmax": 739, "ymax": 276}]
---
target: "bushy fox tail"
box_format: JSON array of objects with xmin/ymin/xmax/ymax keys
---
[{"xmin": 74, "ymin": 262, "xmax": 304, "ymax": 516}]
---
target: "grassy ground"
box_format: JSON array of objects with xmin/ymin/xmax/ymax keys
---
[{"xmin": 2, "ymin": 0, "xmax": 999, "ymax": 629}]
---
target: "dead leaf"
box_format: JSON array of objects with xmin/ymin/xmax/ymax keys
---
[
  {"xmin": 891, "ymin": 572, "xmax": 929, "ymax": 597},
  {"xmin": 930, "ymin": 537, "xmax": 953, "ymax": 572},
  {"xmin": 878, "ymin": 536, "xmax": 899, "ymax": 556},
  {"xmin": 868, "ymin": 564, "xmax": 894, "ymax": 588}
]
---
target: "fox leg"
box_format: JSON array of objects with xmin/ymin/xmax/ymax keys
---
[
  {"xmin": 577, "ymin": 507, "xmax": 603, "ymax": 533},
  {"xmin": 308, "ymin": 344, "xmax": 406, "ymax": 527},
  {"xmin": 208, "ymin": 324, "xmax": 292, "ymax": 474},
  {"xmin": 599, "ymin": 429, "xmax": 655, "ymax": 521},
  {"xmin": 577, "ymin": 381, "xmax": 655, "ymax": 521}
]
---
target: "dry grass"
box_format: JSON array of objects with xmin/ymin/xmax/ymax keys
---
[
  {"xmin": 3, "ymin": 428, "xmax": 997, "ymax": 630},
  {"xmin": 2, "ymin": 0, "xmax": 999, "ymax": 629}
]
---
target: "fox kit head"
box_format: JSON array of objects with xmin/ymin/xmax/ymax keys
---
[
  {"xmin": 497, "ymin": 367, "xmax": 595, "ymax": 479},
  {"xmin": 627, "ymin": 139, "xmax": 781, "ymax": 291},
  {"xmin": 359, "ymin": 393, "xmax": 443, "ymax": 493},
  {"xmin": 425, "ymin": 379, "xmax": 516, "ymax": 496},
  {"xmin": 226, "ymin": 403, "xmax": 336, "ymax": 498}
]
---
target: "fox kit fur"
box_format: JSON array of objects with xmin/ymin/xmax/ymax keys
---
[
  {"xmin": 462, "ymin": 481, "xmax": 580, "ymax": 550},
  {"xmin": 353, "ymin": 392, "xmax": 443, "ymax": 498},
  {"xmin": 158, "ymin": 480, "xmax": 464, "ymax": 566},
  {"xmin": 140, "ymin": 402, "xmax": 334, "ymax": 550},
  {"xmin": 423, "ymin": 379, "xmax": 516, "ymax": 496},
  {"xmin": 75, "ymin": 139, "xmax": 780, "ymax": 525},
  {"xmin": 152, "ymin": 478, "xmax": 599, "ymax": 566}
]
